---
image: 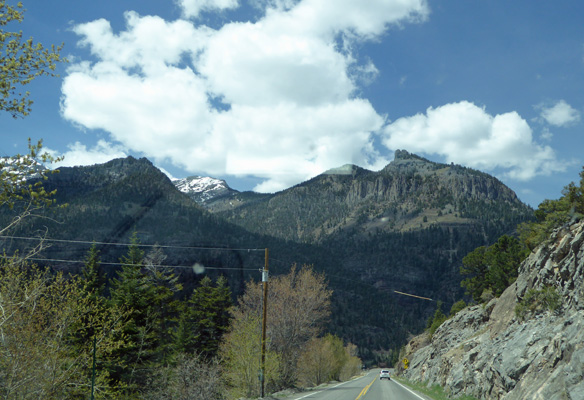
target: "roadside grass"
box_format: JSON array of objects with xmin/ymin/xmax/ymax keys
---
[{"xmin": 393, "ymin": 377, "xmax": 479, "ymax": 400}]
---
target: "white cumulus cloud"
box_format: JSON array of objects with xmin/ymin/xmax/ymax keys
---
[
  {"xmin": 47, "ymin": 140, "xmax": 128, "ymax": 168},
  {"xmin": 382, "ymin": 101, "xmax": 566, "ymax": 181},
  {"xmin": 539, "ymin": 100, "xmax": 581, "ymax": 127},
  {"xmin": 177, "ymin": 0, "xmax": 239, "ymax": 18},
  {"xmin": 60, "ymin": 0, "xmax": 428, "ymax": 192}
]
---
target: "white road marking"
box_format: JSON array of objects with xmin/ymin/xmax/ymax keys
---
[
  {"xmin": 294, "ymin": 372, "xmax": 372, "ymax": 399},
  {"xmin": 392, "ymin": 379, "xmax": 428, "ymax": 400}
]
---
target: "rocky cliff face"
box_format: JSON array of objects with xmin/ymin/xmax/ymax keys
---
[
  {"xmin": 217, "ymin": 150, "xmax": 531, "ymax": 243},
  {"xmin": 400, "ymin": 220, "xmax": 584, "ymax": 399}
]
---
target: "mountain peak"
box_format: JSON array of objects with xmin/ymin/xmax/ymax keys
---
[
  {"xmin": 173, "ymin": 175, "xmax": 235, "ymax": 203},
  {"xmin": 393, "ymin": 150, "xmax": 432, "ymax": 163},
  {"xmin": 322, "ymin": 164, "xmax": 368, "ymax": 176}
]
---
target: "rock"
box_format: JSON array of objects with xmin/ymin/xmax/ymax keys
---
[{"xmin": 401, "ymin": 220, "xmax": 584, "ymax": 399}]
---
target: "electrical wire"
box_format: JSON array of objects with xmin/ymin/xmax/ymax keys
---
[
  {"xmin": 13, "ymin": 256, "xmax": 261, "ymax": 271},
  {"xmin": 0, "ymin": 234, "xmax": 265, "ymax": 252},
  {"xmin": 1, "ymin": 236, "xmax": 434, "ymax": 300}
]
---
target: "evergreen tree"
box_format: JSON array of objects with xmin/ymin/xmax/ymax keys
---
[
  {"xmin": 175, "ymin": 275, "xmax": 232, "ymax": 359},
  {"xmin": 70, "ymin": 244, "xmax": 129, "ymax": 398},
  {"xmin": 486, "ymin": 235, "xmax": 528, "ymax": 296},
  {"xmin": 460, "ymin": 246, "xmax": 488, "ymax": 302},
  {"xmin": 81, "ymin": 242, "xmax": 105, "ymax": 299},
  {"xmin": 144, "ymin": 244, "xmax": 182, "ymax": 364},
  {"xmin": 461, "ymin": 235, "xmax": 528, "ymax": 302},
  {"xmin": 108, "ymin": 232, "xmax": 161, "ymax": 391},
  {"xmin": 427, "ymin": 301, "xmax": 447, "ymax": 336},
  {"xmin": 107, "ymin": 234, "xmax": 184, "ymax": 393}
]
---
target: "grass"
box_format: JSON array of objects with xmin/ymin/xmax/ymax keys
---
[{"xmin": 393, "ymin": 377, "xmax": 479, "ymax": 400}]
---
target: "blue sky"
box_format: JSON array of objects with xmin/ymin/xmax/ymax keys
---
[{"xmin": 2, "ymin": 0, "xmax": 583, "ymax": 207}]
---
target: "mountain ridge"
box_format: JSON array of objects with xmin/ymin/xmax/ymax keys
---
[
  {"xmin": 0, "ymin": 152, "xmax": 534, "ymax": 364},
  {"xmin": 210, "ymin": 150, "xmax": 530, "ymax": 243}
]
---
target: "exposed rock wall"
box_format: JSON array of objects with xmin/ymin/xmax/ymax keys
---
[{"xmin": 401, "ymin": 220, "xmax": 584, "ymax": 399}]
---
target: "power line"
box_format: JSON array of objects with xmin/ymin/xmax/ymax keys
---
[
  {"xmin": 10, "ymin": 256, "xmax": 261, "ymax": 271},
  {"xmin": 270, "ymin": 256, "xmax": 435, "ymax": 302},
  {"xmin": 0, "ymin": 234, "xmax": 265, "ymax": 252},
  {"xmin": 1, "ymin": 236, "xmax": 435, "ymax": 301}
]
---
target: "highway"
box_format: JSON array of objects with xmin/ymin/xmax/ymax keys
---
[{"xmin": 282, "ymin": 369, "xmax": 432, "ymax": 400}]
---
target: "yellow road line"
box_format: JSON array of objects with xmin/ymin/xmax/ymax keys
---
[{"xmin": 355, "ymin": 377, "xmax": 376, "ymax": 400}]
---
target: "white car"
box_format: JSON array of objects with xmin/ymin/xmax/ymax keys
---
[{"xmin": 379, "ymin": 370, "xmax": 391, "ymax": 380}]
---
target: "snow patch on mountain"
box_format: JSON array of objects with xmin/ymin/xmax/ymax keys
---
[{"xmin": 173, "ymin": 176, "xmax": 233, "ymax": 203}]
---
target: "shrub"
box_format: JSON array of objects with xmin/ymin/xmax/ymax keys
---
[
  {"xmin": 515, "ymin": 286, "xmax": 561, "ymax": 321},
  {"xmin": 449, "ymin": 300, "xmax": 467, "ymax": 317}
]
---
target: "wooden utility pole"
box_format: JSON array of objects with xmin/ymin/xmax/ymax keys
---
[{"xmin": 260, "ymin": 248, "xmax": 269, "ymax": 398}]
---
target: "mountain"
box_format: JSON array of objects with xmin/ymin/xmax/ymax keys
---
[
  {"xmin": 173, "ymin": 175, "xmax": 235, "ymax": 203},
  {"xmin": 172, "ymin": 175, "xmax": 270, "ymax": 212},
  {"xmin": 1, "ymin": 156, "xmax": 48, "ymax": 185},
  {"xmin": 213, "ymin": 150, "xmax": 531, "ymax": 243},
  {"xmin": 0, "ymin": 157, "xmax": 289, "ymax": 295},
  {"xmin": 196, "ymin": 150, "xmax": 534, "ymax": 359},
  {"xmin": 0, "ymin": 153, "xmax": 534, "ymax": 365},
  {"xmin": 400, "ymin": 219, "xmax": 584, "ymax": 399}
]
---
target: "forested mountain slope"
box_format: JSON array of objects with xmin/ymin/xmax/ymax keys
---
[
  {"xmin": 216, "ymin": 150, "xmax": 531, "ymax": 243},
  {"xmin": 209, "ymin": 151, "xmax": 533, "ymax": 347},
  {"xmin": 0, "ymin": 154, "xmax": 533, "ymax": 364}
]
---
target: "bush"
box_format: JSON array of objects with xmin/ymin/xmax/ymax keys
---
[
  {"xmin": 427, "ymin": 301, "xmax": 447, "ymax": 337},
  {"xmin": 515, "ymin": 286, "xmax": 561, "ymax": 321},
  {"xmin": 519, "ymin": 166, "xmax": 584, "ymax": 250},
  {"xmin": 449, "ymin": 300, "xmax": 467, "ymax": 317}
]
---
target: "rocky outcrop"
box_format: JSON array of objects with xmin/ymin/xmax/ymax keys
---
[{"xmin": 400, "ymin": 220, "xmax": 584, "ymax": 399}]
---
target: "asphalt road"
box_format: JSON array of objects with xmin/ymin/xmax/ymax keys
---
[{"xmin": 282, "ymin": 369, "xmax": 432, "ymax": 400}]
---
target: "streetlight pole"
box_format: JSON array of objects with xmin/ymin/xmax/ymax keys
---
[{"xmin": 260, "ymin": 248, "xmax": 269, "ymax": 398}]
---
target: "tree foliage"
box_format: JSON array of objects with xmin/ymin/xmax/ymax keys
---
[
  {"xmin": 296, "ymin": 334, "xmax": 361, "ymax": 387},
  {"xmin": 0, "ymin": 1, "xmax": 66, "ymax": 118},
  {"xmin": 515, "ymin": 286, "xmax": 561, "ymax": 321},
  {"xmin": 219, "ymin": 314, "xmax": 280, "ymax": 399},
  {"xmin": 427, "ymin": 301, "xmax": 447, "ymax": 337},
  {"xmin": 231, "ymin": 264, "xmax": 332, "ymax": 388},
  {"xmin": 460, "ymin": 235, "xmax": 528, "ymax": 302},
  {"xmin": 0, "ymin": 139, "xmax": 62, "ymax": 240},
  {"xmin": 107, "ymin": 233, "xmax": 182, "ymax": 392},
  {"xmin": 143, "ymin": 353, "xmax": 224, "ymax": 400},
  {"xmin": 174, "ymin": 275, "xmax": 231, "ymax": 359},
  {"xmin": 0, "ymin": 258, "xmax": 126, "ymax": 399},
  {"xmin": 519, "ymin": 166, "xmax": 584, "ymax": 250}
]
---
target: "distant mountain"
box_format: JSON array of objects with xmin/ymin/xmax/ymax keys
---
[
  {"xmin": 1, "ymin": 156, "xmax": 48, "ymax": 185},
  {"xmin": 173, "ymin": 175, "xmax": 235, "ymax": 203},
  {"xmin": 215, "ymin": 149, "xmax": 531, "ymax": 243},
  {"xmin": 172, "ymin": 175, "xmax": 270, "ymax": 212},
  {"xmin": 0, "ymin": 154, "xmax": 534, "ymax": 365}
]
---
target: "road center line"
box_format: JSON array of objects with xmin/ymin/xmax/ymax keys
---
[
  {"xmin": 355, "ymin": 377, "xmax": 376, "ymax": 400},
  {"xmin": 295, "ymin": 377, "xmax": 360, "ymax": 399}
]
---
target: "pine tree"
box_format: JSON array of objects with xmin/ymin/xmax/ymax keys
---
[
  {"xmin": 175, "ymin": 275, "xmax": 232, "ymax": 359},
  {"xmin": 108, "ymin": 234, "xmax": 182, "ymax": 392},
  {"xmin": 81, "ymin": 242, "xmax": 105, "ymax": 300},
  {"xmin": 70, "ymin": 244, "xmax": 129, "ymax": 398},
  {"xmin": 108, "ymin": 232, "xmax": 158, "ymax": 391}
]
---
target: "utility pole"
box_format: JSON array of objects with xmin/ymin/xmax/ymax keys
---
[
  {"xmin": 90, "ymin": 335, "xmax": 96, "ymax": 400},
  {"xmin": 260, "ymin": 248, "xmax": 269, "ymax": 398}
]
